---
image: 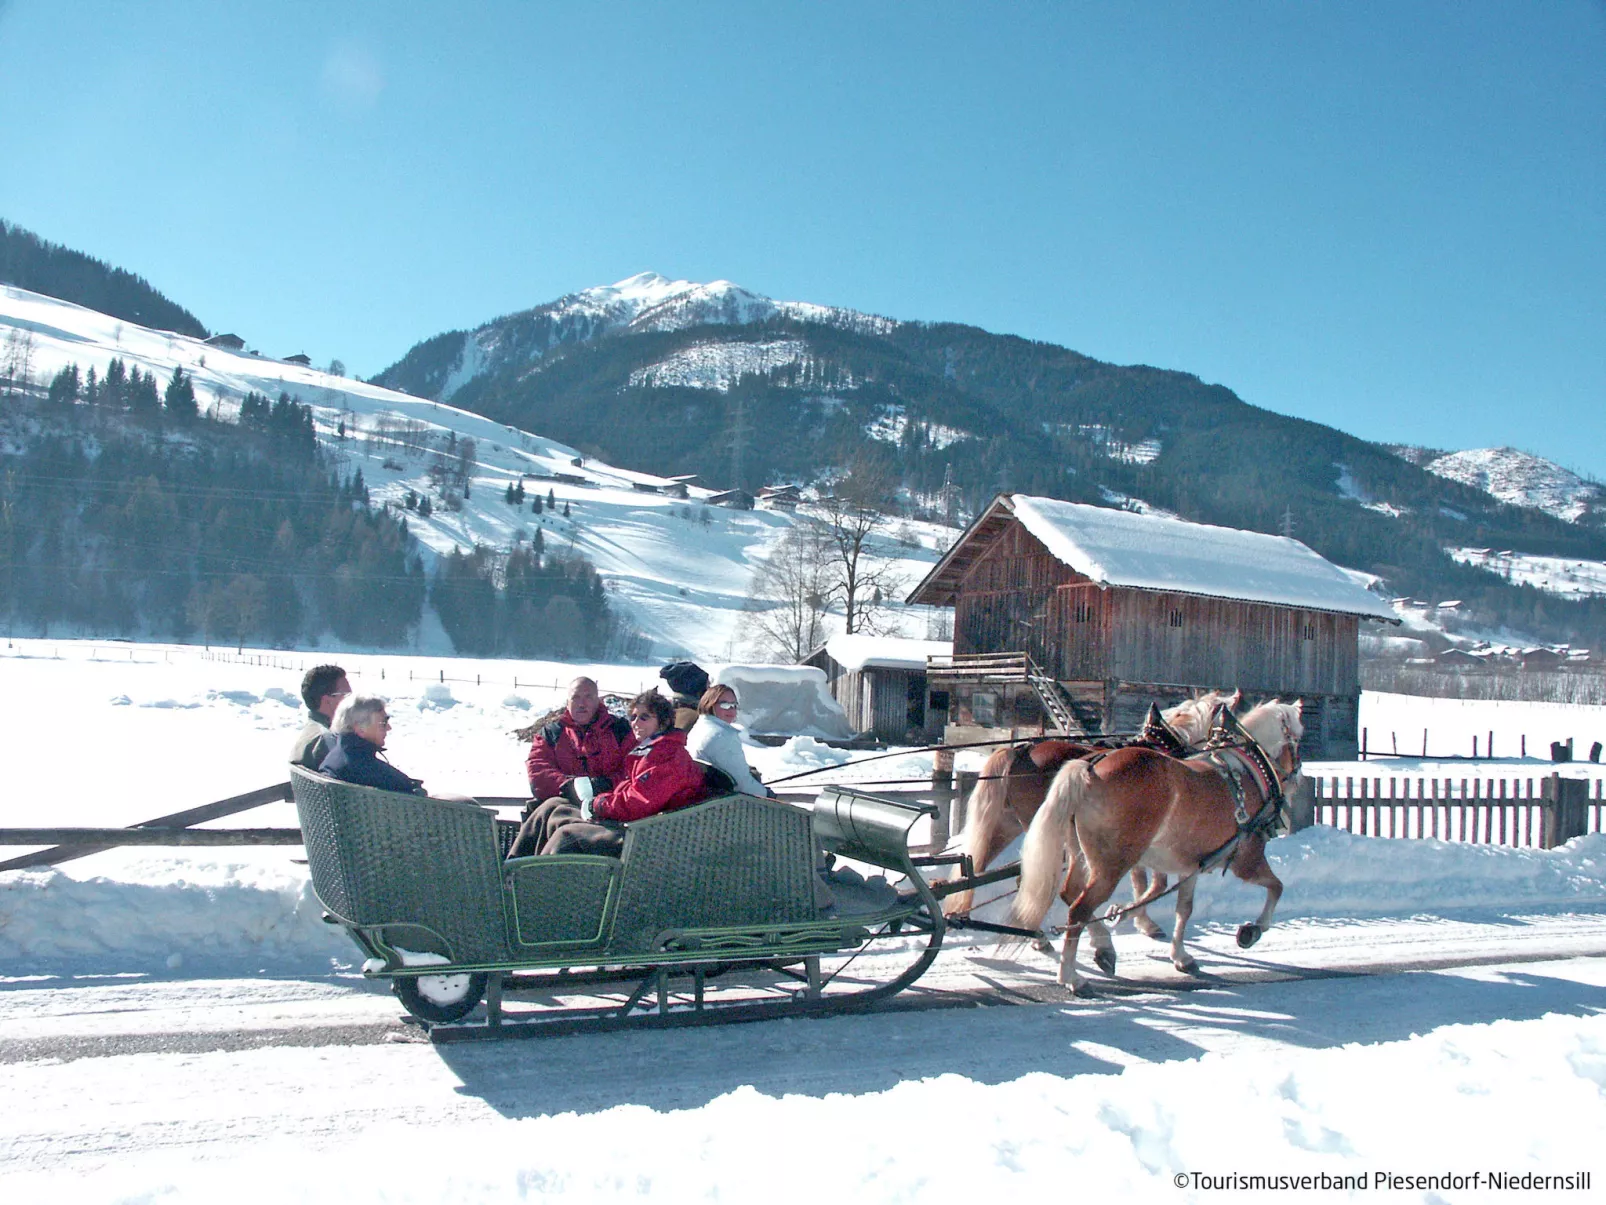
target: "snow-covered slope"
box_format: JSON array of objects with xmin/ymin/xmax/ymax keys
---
[
  {"xmin": 1424, "ymin": 447, "xmax": 1600, "ymax": 523},
  {"xmin": 0, "ymin": 284, "xmax": 943, "ymax": 659},
  {"xmin": 1448, "ymin": 547, "xmax": 1606, "ymax": 601},
  {"xmin": 383, "ymin": 272, "xmax": 895, "ymax": 404}
]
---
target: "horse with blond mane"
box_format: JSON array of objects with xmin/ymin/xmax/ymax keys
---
[
  {"xmin": 943, "ymin": 689, "xmax": 1242, "ymax": 931},
  {"xmin": 1006, "ymin": 699, "xmax": 1303, "ymax": 994}
]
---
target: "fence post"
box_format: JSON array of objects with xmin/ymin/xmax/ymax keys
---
[
  {"xmin": 1288, "ymin": 775, "xmax": 1316, "ymax": 832},
  {"xmin": 1541, "ymin": 774, "xmax": 1588, "ymax": 849},
  {"xmin": 954, "ymin": 769, "xmax": 978, "ymax": 839},
  {"xmin": 930, "ymin": 749, "xmax": 955, "ymax": 848}
]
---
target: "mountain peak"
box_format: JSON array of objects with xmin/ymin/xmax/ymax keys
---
[{"xmin": 1424, "ymin": 446, "xmax": 1600, "ymax": 523}]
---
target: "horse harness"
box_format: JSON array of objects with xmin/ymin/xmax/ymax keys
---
[{"xmin": 1189, "ymin": 710, "xmax": 1291, "ymax": 873}]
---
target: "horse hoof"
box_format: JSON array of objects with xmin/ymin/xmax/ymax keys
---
[
  {"xmin": 1070, "ymin": 979, "xmax": 1096, "ymax": 997},
  {"xmin": 1032, "ymin": 936, "xmax": 1055, "ymax": 956},
  {"xmin": 1094, "ymin": 947, "xmax": 1118, "ymax": 976},
  {"xmin": 1134, "ymin": 920, "xmax": 1165, "ymax": 941},
  {"xmin": 1236, "ymin": 923, "xmax": 1262, "ymax": 949},
  {"xmin": 1174, "ymin": 958, "xmax": 1199, "ymax": 975}
]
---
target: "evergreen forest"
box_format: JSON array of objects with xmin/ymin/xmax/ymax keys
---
[
  {"xmin": 1, "ymin": 219, "xmax": 208, "ymax": 339},
  {"xmin": 1, "ymin": 371, "xmax": 422, "ymax": 647}
]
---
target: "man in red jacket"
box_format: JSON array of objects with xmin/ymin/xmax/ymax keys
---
[
  {"xmin": 525, "ymin": 677, "xmax": 632, "ymax": 801},
  {"xmin": 509, "ymin": 691, "xmax": 707, "ymax": 858}
]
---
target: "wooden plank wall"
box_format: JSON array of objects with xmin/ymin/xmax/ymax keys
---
[
  {"xmin": 952, "ymin": 517, "xmax": 1360, "ymax": 697},
  {"xmin": 953, "ymin": 526, "xmax": 1084, "ymax": 672},
  {"xmin": 1106, "ymin": 591, "xmax": 1358, "ymax": 695}
]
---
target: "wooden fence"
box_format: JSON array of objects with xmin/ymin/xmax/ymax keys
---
[
  {"xmin": 2, "ymin": 772, "xmax": 1600, "ymax": 869},
  {"xmin": 1307, "ymin": 773, "xmax": 1603, "ymax": 849}
]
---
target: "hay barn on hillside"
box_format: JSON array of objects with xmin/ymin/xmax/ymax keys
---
[{"xmin": 906, "ymin": 494, "xmax": 1398, "ymax": 759}]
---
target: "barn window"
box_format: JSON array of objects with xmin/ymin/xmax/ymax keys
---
[
  {"xmin": 972, "ymin": 691, "xmax": 999, "ymax": 727},
  {"xmin": 1302, "ymin": 622, "xmax": 1317, "ymax": 640},
  {"xmin": 1072, "ymin": 600, "xmax": 1092, "ymax": 623},
  {"xmin": 1168, "ymin": 609, "xmax": 1184, "ymax": 628}
]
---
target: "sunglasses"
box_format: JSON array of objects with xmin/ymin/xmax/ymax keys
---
[{"xmin": 714, "ymin": 699, "xmax": 738, "ymax": 711}]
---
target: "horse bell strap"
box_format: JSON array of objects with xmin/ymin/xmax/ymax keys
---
[
  {"xmin": 1200, "ymin": 749, "xmax": 1252, "ymax": 826},
  {"xmin": 1138, "ymin": 703, "xmax": 1189, "ymax": 758}
]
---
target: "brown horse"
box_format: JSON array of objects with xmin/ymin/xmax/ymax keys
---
[
  {"xmin": 943, "ymin": 690, "xmax": 1241, "ymax": 932},
  {"xmin": 1006, "ymin": 699, "xmax": 1303, "ymax": 994}
]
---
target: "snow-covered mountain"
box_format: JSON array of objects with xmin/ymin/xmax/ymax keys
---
[
  {"xmin": 0, "ymin": 283, "xmax": 943, "ymax": 659},
  {"xmin": 376, "ymin": 272, "xmax": 895, "ymax": 404},
  {"xmin": 1422, "ymin": 447, "xmax": 1600, "ymax": 524}
]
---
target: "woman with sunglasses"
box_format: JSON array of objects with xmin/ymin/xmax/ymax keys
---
[
  {"xmin": 529, "ymin": 689, "xmax": 709, "ymax": 858},
  {"xmin": 686, "ymin": 684, "xmax": 773, "ymax": 799}
]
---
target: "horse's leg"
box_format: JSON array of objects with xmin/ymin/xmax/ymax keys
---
[
  {"xmin": 1169, "ymin": 874, "xmax": 1200, "ymax": 974},
  {"xmin": 944, "ymin": 750, "xmax": 1017, "ymax": 916},
  {"xmin": 1231, "ymin": 839, "xmax": 1283, "ymax": 949},
  {"xmin": 1127, "ymin": 868, "xmax": 1167, "ymax": 939},
  {"xmin": 1060, "ymin": 848, "xmax": 1125, "ymax": 992},
  {"xmin": 1049, "ymin": 838, "xmax": 1089, "ymax": 991}
]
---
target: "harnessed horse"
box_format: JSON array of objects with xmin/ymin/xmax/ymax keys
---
[
  {"xmin": 943, "ymin": 689, "xmax": 1242, "ymax": 931},
  {"xmin": 1006, "ymin": 699, "xmax": 1303, "ymax": 994}
]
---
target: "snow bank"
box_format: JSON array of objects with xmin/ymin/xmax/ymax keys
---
[
  {"xmin": 715, "ymin": 664, "xmax": 854, "ymax": 738},
  {"xmin": 5, "ymin": 828, "xmax": 1604, "ymax": 977},
  {"xmin": 0, "ymin": 860, "xmax": 353, "ymax": 975},
  {"xmin": 963, "ymin": 828, "xmax": 1606, "ymax": 930}
]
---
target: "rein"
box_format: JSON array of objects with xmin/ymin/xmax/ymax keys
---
[{"xmin": 765, "ymin": 731, "xmax": 1146, "ymax": 785}]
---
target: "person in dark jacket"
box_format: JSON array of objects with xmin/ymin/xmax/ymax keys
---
[
  {"xmin": 318, "ymin": 695, "xmax": 425, "ymax": 795},
  {"xmin": 290, "ymin": 664, "xmax": 349, "ymax": 769},
  {"xmin": 659, "ymin": 660, "xmax": 709, "ymax": 731},
  {"xmin": 525, "ymin": 677, "xmax": 633, "ymax": 800},
  {"xmin": 509, "ymin": 690, "xmax": 707, "ymax": 858}
]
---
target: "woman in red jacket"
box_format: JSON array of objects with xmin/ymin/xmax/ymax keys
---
[{"xmin": 532, "ymin": 690, "xmax": 708, "ymax": 857}]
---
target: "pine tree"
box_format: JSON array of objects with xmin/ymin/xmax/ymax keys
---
[
  {"xmin": 164, "ymin": 366, "xmax": 198, "ymax": 421},
  {"xmin": 547, "ymin": 488, "xmax": 555, "ymax": 509},
  {"xmin": 46, "ymin": 363, "xmax": 80, "ymax": 407},
  {"xmin": 533, "ymin": 494, "xmax": 542, "ymax": 515},
  {"xmin": 129, "ymin": 368, "xmax": 160, "ymax": 414}
]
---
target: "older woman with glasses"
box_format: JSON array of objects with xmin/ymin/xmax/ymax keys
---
[
  {"xmin": 507, "ymin": 689, "xmax": 709, "ymax": 858},
  {"xmin": 686, "ymin": 684, "xmax": 773, "ymax": 798}
]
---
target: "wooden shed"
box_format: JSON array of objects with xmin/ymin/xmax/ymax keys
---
[
  {"xmin": 803, "ymin": 635, "xmax": 952, "ymax": 743},
  {"xmin": 906, "ymin": 494, "xmax": 1398, "ymax": 758}
]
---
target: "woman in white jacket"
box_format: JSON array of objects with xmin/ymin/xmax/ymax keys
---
[{"xmin": 685, "ymin": 684, "xmax": 773, "ymax": 798}]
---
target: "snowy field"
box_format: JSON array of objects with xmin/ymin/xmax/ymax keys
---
[
  {"xmin": 1448, "ymin": 546, "xmax": 1606, "ymax": 601},
  {"xmin": 3, "ymin": 641, "xmax": 1606, "ymax": 1198}
]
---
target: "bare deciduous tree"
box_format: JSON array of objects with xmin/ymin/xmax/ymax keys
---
[
  {"xmin": 817, "ymin": 461, "xmax": 905, "ymax": 636},
  {"xmin": 742, "ymin": 523, "xmax": 834, "ymax": 662}
]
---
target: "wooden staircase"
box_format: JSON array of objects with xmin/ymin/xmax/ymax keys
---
[{"xmin": 926, "ymin": 651, "xmax": 1095, "ymax": 737}]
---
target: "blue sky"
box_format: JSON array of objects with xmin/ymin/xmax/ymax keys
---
[{"xmin": 2, "ymin": 2, "xmax": 1602, "ymax": 475}]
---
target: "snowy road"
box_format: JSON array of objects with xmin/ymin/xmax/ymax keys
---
[{"xmin": 4, "ymin": 919, "xmax": 1605, "ymax": 1188}]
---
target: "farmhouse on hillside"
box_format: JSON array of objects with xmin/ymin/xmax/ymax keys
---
[
  {"xmin": 906, "ymin": 494, "xmax": 1398, "ymax": 759},
  {"xmin": 803, "ymin": 634, "xmax": 952, "ymax": 743}
]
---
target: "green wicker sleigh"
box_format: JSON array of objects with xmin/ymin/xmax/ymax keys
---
[{"xmin": 289, "ymin": 767, "xmax": 945, "ymax": 1035}]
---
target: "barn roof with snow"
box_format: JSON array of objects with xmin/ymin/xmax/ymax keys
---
[
  {"xmin": 909, "ymin": 494, "xmax": 1396, "ymax": 621},
  {"xmin": 815, "ymin": 634, "xmax": 952, "ymax": 672}
]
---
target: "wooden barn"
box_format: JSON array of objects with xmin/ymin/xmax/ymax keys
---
[
  {"xmin": 803, "ymin": 635, "xmax": 952, "ymax": 743},
  {"xmin": 906, "ymin": 494, "xmax": 1398, "ymax": 758}
]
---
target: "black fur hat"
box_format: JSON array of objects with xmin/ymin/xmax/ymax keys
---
[{"xmin": 659, "ymin": 660, "xmax": 710, "ymax": 700}]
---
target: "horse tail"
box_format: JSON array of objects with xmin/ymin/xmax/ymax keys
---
[
  {"xmin": 1008, "ymin": 758, "xmax": 1091, "ymax": 933},
  {"xmin": 944, "ymin": 745, "xmax": 1018, "ymax": 915}
]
